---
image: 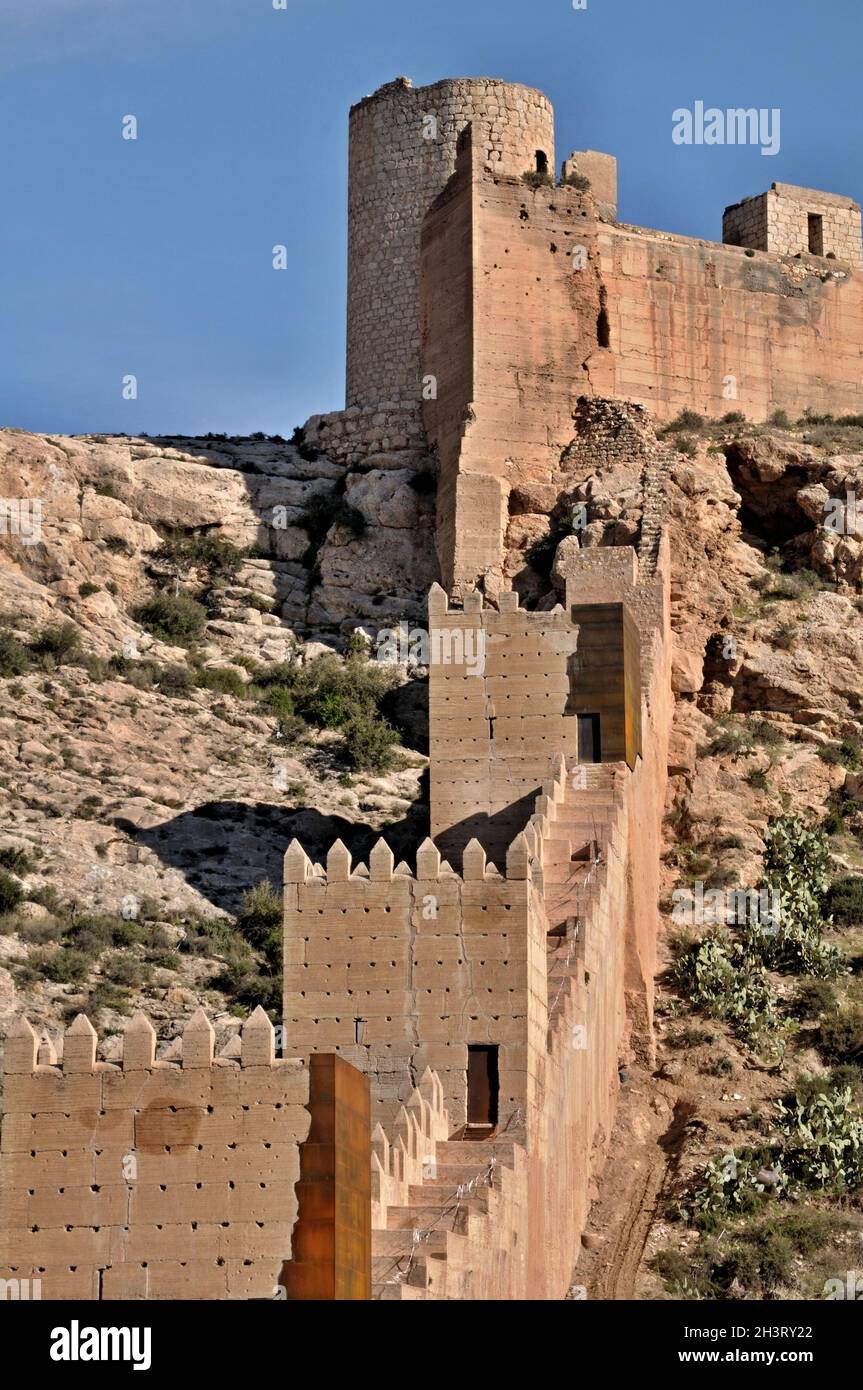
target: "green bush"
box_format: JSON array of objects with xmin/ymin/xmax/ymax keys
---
[
  {"xmin": 264, "ymin": 685, "xmax": 305, "ymax": 741},
  {"xmin": 819, "ymin": 1009, "xmax": 863, "ymax": 1065},
  {"xmin": 134, "ymin": 590, "xmax": 207, "ymax": 644},
  {"xmin": 194, "ymin": 665, "xmax": 246, "ymax": 698},
  {"xmin": 300, "ymin": 492, "xmax": 366, "ymax": 545},
  {"xmin": 775, "ymin": 1087, "xmax": 863, "ymax": 1191},
  {"xmin": 85, "ymin": 981, "xmax": 132, "ymax": 1017},
  {"xmin": 0, "ymin": 870, "xmax": 23, "ymax": 914},
  {"xmin": 31, "ymin": 622, "xmax": 81, "ymax": 665},
  {"xmin": 671, "ymin": 931, "xmax": 786, "ymax": 1053},
  {"xmin": 746, "ymin": 816, "xmax": 843, "ymax": 979},
  {"xmin": 156, "ymin": 663, "xmax": 194, "ymax": 697},
  {"xmin": 18, "ymin": 918, "xmax": 64, "ymax": 945},
  {"xmin": 792, "ymin": 977, "xmax": 838, "ymax": 1019},
  {"xmin": 0, "ymin": 846, "xmax": 35, "ymax": 874},
  {"xmin": 522, "ymin": 169, "xmax": 553, "ymax": 188},
  {"xmin": 102, "ymin": 953, "xmax": 147, "ymax": 989},
  {"xmin": 706, "ymin": 724, "xmax": 755, "ymax": 757},
  {"xmin": 666, "ymin": 409, "xmax": 705, "ymax": 433},
  {"xmin": 342, "ymin": 707, "xmax": 400, "ymax": 773},
  {"xmin": 158, "ymin": 534, "xmax": 245, "ymax": 580},
  {"xmin": 826, "ymin": 875, "xmax": 863, "ymax": 927},
  {"xmin": 749, "ymin": 719, "xmax": 785, "ymax": 748},
  {"xmin": 29, "ymin": 947, "xmax": 92, "ymax": 984},
  {"xmin": 293, "ymin": 651, "xmax": 398, "ymax": 730},
  {"xmin": 78, "ymin": 581, "xmax": 100, "ymax": 598},
  {"xmin": 0, "ymin": 631, "xmax": 31, "ymax": 677},
  {"xmin": 236, "ymin": 880, "xmax": 282, "ymax": 960}
]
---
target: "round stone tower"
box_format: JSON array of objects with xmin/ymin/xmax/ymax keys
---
[{"xmin": 346, "ymin": 76, "xmax": 555, "ymax": 410}]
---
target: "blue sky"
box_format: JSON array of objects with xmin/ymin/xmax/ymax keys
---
[{"xmin": 2, "ymin": 0, "xmax": 861, "ymax": 437}]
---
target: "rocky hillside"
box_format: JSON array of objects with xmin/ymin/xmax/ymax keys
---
[
  {"xmin": 0, "ymin": 425, "xmax": 434, "ymax": 1049},
  {"xmin": 3, "ymin": 405, "xmax": 863, "ymax": 1267}
]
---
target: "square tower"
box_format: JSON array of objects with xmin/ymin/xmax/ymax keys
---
[{"xmin": 723, "ymin": 182, "xmax": 863, "ymax": 265}]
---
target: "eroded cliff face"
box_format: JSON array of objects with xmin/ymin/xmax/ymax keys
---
[{"xmin": 2, "ymin": 409, "xmax": 863, "ymax": 1089}]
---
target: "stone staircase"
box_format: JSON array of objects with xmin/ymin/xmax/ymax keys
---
[
  {"xmin": 369, "ymin": 759, "xmax": 629, "ymax": 1300},
  {"xmin": 541, "ymin": 762, "xmax": 627, "ymax": 1035},
  {"xmin": 372, "ymin": 1133, "xmax": 523, "ymax": 1300},
  {"xmin": 637, "ymin": 447, "xmax": 675, "ymax": 576}
]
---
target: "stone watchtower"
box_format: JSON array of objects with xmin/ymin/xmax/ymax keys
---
[{"xmin": 346, "ymin": 76, "xmax": 555, "ymax": 410}]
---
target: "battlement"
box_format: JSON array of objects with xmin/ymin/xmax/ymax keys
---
[{"xmin": 0, "ymin": 1008, "xmax": 311, "ymax": 1300}]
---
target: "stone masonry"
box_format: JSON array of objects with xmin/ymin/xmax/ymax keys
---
[
  {"xmin": 347, "ymin": 77, "xmax": 554, "ymax": 410},
  {"xmin": 723, "ymin": 182, "xmax": 863, "ymax": 265}
]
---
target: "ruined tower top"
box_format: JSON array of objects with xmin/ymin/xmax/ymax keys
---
[{"xmin": 346, "ymin": 76, "xmax": 555, "ymax": 410}]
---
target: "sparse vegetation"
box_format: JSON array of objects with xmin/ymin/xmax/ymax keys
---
[{"xmin": 133, "ymin": 590, "xmax": 208, "ymax": 644}]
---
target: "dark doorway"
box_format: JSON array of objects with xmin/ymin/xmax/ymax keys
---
[
  {"xmin": 808, "ymin": 213, "xmax": 824, "ymax": 256},
  {"xmin": 535, "ymin": 150, "xmax": 548, "ymax": 175},
  {"xmin": 467, "ymin": 1045, "xmax": 499, "ymax": 1129},
  {"xmin": 577, "ymin": 713, "xmax": 602, "ymax": 764}
]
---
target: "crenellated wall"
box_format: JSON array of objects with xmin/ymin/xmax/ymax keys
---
[
  {"xmin": 282, "ymin": 790, "xmax": 553, "ymax": 1133},
  {"xmin": 0, "ymin": 1008, "xmax": 310, "ymax": 1300}
]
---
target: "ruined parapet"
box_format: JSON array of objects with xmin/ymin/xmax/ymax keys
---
[
  {"xmin": 723, "ymin": 181, "xmax": 862, "ymax": 265},
  {"xmin": 303, "ymin": 401, "xmax": 428, "ymax": 468},
  {"xmin": 562, "ymin": 149, "xmax": 617, "ymax": 219},
  {"xmin": 348, "ymin": 75, "xmax": 555, "ymax": 411},
  {"xmin": 0, "ymin": 1008, "xmax": 312, "ymax": 1300}
]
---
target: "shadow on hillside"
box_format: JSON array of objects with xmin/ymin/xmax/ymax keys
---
[{"xmin": 114, "ymin": 776, "xmax": 430, "ymax": 917}]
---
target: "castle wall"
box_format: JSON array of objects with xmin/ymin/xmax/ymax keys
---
[
  {"xmin": 0, "ymin": 1009, "xmax": 311, "ymax": 1300},
  {"xmin": 282, "ymin": 825, "xmax": 550, "ymax": 1133},
  {"xmin": 427, "ymin": 585, "xmax": 580, "ymax": 868},
  {"xmin": 348, "ymin": 76, "xmax": 554, "ymax": 411},
  {"xmin": 599, "ymin": 221, "xmax": 863, "ymax": 423},
  {"xmin": 420, "ymin": 158, "xmax": 863, "ymax": 596}
]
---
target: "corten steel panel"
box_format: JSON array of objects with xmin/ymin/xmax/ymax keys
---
[
  {"xmin": 282, "ymin": 1053, "xmax": 371, "ymax": 1300},
  {"xmin": 568, "ymin": 602, "xmax": 641, "ymax": 770}
]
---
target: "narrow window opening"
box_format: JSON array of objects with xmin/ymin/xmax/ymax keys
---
[
  {"xmin": 597, "ymin": 306, "xmax": 610, "ymax": 348},
  {"xmin": 808, "ymin": 213, "xmax": 824, "ymax": 256},
  {"xmin": 535, "ymin": 150, "xmax": 548, "ymax": 176},
  {"xmin": 467, "ymin": 1044, "xmax": 499, "ymax": 1129}
]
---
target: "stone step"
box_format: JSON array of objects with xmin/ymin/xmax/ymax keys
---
[
  {"xmin": 423, "ymin": 1159, "xmax": 501, "ymax": 1185},
  {"xmin": 386, "ymin": 1203, "xmax": 472, "ymax": 1233},
  {"xmin": 373, "ymin": 1228, "xmax": 460, "ymax": 1258},
  {"xmin": 373, "ymin": 1280, "xmax": 427, "ymax": 1301},
  {"xmin": 407, "ymin": 1184, "xmax": 491, "ymax": 1211},
  {"xmin": 439, "ymin": 1139, "xmax": 518, "ymax": 1165}
]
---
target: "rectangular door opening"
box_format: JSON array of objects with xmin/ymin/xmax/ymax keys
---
[
  {"xmin": 577, "ymin": 712, "xmax": 602, "ymax": 764},
  {"xmin": 467, "ymin": 1045, "xmax": 499, "ymax": 1130}
]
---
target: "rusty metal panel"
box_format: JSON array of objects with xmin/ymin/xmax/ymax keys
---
[{"xmin": 282, "ymin": 1053, "xmax": 371, "ymax": 1300}]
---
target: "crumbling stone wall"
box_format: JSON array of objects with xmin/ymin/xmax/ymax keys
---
[
  {"xmin": 347, "ymin": 76, "xmax": 554, "ymax": 411},
  {"xmin": 418, "ymin": 135, "xmax": 863, "ymax": 597},
  {"xmin": 723, "ymin": 182, "xmax": 863, "ymax": 265},
  {"xmin": 0, "ymin": 1008, "xmax": 310, "ymax": 1300}
]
